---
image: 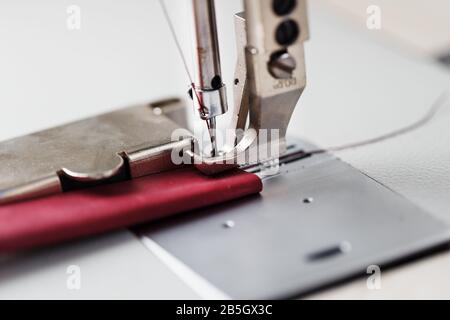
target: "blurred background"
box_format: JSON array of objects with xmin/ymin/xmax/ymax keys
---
[
  {"xmin": 324, "ymin": 0, "xmax": 450, "ymax": 60},
  {"xmin": 1, "ymin": 0, "xmax": 449, "ymax": 140}
]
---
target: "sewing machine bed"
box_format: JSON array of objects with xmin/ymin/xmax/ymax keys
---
[{"xmin": 137, "ymin": 139, "xmax": 450, "ymax": 299}]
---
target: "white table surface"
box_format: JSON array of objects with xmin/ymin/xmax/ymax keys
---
[
  {"xmin": 323, "ymin": 0, "xmax": 450, "ymax": 58},
  {"xmin": 0, "ymin": 0, "xmax": 449, "ymax": 299}
]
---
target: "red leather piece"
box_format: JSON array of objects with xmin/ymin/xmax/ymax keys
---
[{"xmin": 0, "ymin": 168, "xmax": 262, "ymax": 252}]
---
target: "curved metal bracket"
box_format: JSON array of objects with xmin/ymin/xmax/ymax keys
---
[{"xmin": 0, "ymin": 99, "xmax": 191, "ymax": 204}]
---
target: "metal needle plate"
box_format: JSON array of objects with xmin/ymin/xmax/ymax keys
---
[{"xmin": 138, "ymin": 139, "xmax": 450, "ymax": 299}]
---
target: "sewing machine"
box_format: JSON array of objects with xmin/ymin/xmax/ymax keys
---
[
  {"xmin": 0, "ymin": 0, "xmax": 309, "ymax": 202},
  {"xmin": 1, "ymin": 0, "xmax": 450, "ymax": 299}
]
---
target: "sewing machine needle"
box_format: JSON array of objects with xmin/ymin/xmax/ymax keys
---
[{"xmin": 208, "ymin": 117, "xmax": 218, "ymax": 156}]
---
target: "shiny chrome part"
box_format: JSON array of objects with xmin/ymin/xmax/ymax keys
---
[
  {"xmin": 230, "ymin": 12, "xmax": 250, "ymax": 137},
  {"xmin": 268, "ymin": 50, "xmax": 297, "ymax": 79},
  {"xmin": 191, "ymin": 0, "xmax": 228, "ymax": 156},
  {"xmin": 0, "ymin": 99, "xmax": 191, "ymax": 204},
  {"xmin": 186, "ymin": 128, "xmax": 258, "ymax": 175},
  {"xmin": 191, "ymin": 1, "xmax": 309, "ymax": 174},
  {"xmin": 193, "ymin": 86, "xmax": 228, "ymax": 120}
]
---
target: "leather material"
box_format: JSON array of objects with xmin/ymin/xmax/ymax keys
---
[{"xmin": 0, "ymin": 168, "xmax": 262, "ymax": 253}]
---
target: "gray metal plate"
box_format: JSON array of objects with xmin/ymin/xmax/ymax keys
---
[
  {"xmin": 0, "ymin": 99, "xmax": 190, "ymax": 204},
  {"xmin": 139, "ymin": 140, "xmax": 450, "ymax": 299},
  {"xmin": 0, "ymin": 102, "xmax": 181, "ymax": 189}
]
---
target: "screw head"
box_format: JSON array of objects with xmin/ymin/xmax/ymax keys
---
[{"xmin": 268, "ymin": 51, "xmax": 297, "ymax": 79}]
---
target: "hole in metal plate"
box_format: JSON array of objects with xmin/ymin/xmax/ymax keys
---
[
  {"xmin": 303, "ymin": 197, "xmax": 314, "ymax": 204},
  {"xmin": 307, "ymin": 241, "xmax": 352, "ymax": 262}
]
